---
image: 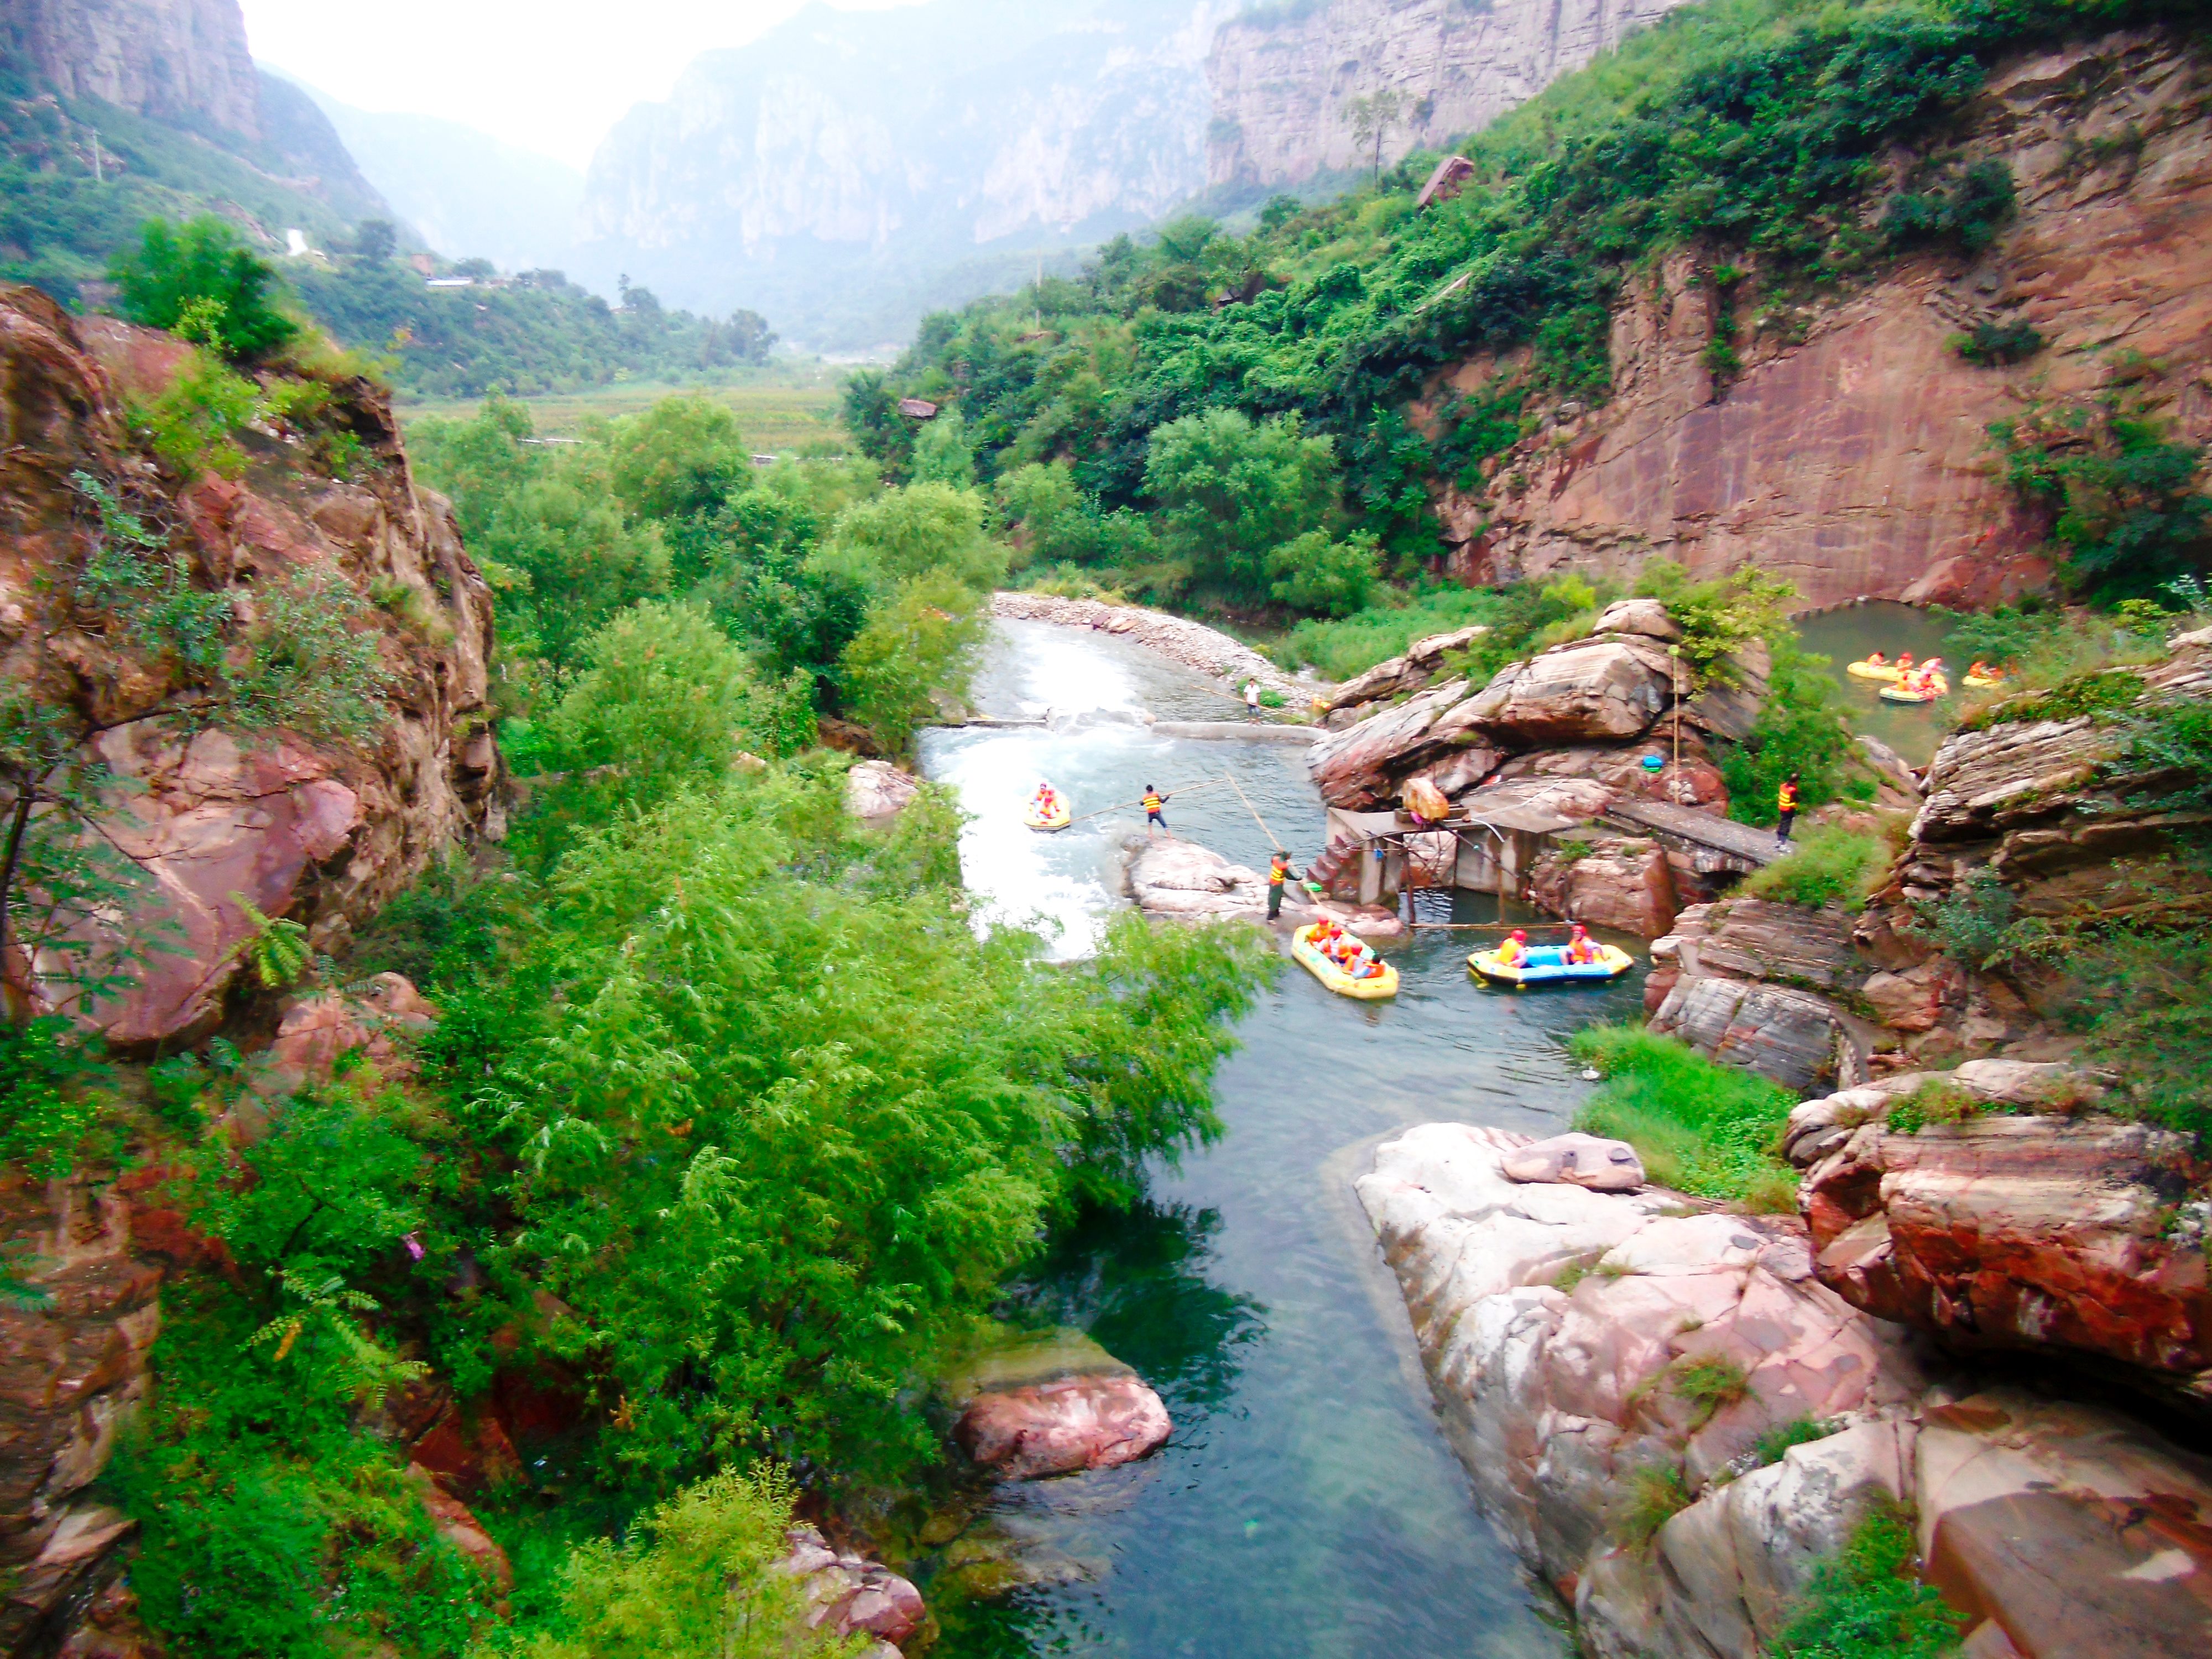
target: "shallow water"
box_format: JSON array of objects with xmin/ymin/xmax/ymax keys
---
[
  {"xmin": 914, "ymin": 620, "xmax": 1648, "ymax": 1659},
  {"xmin": 1794, "ymin": 599, "xmax": 1972, "ymax": 768}
]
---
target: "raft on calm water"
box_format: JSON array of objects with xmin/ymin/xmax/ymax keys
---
[
  {"xmin": 1292, "ymin": 924, "xmax": 1398, "ymax": 1000},
  {"xmin": 1469, "ymin": 943, "xmax": 1636, "ymax": 986}
]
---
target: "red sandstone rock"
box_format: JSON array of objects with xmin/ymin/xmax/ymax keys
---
[
  {"xmin": 1803, "ymin": 1113, "xmax": 2212, "ymax": 1405},
  {"xmin": 0, "ymin": 289, "xmax": 499, "ymax": 1046},
  {"xmin": 1455, "ymin": 639, "xmax": 1672, "ymax": 746},
  {"xmin": 954, "ymin": 1373, "xmax": 1172, "ymax": 1480},
  {"xmin": 258, "ymin": 973, "xmax": 439, "ymax": 1093},
  {"xmin": 773, "ymin": 1524, "xmax": 927, "ymax": 1648},
  {"xmin": 406, "ymin": 1464, "xmax": 514, "ymax": 1593},
  {"xmin": 1527, "ymin": 834, "xmax": 1678, "ymax": 937}
]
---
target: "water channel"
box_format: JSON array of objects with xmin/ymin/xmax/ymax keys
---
[{"xmin": 913, "ymin": 619, "xmax": 1648, "ymax": 1658}]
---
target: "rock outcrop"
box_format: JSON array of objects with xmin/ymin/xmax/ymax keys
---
[
  {"xmin": 0, "ymin": 1173, "xmax": 161, "ymax": 1656},
  {"xmin": 1359, "ymin": 1120, "xmax": 2212, "ymax": 1657},
  {"xmin": 1792, "ymin": 1072, "xmax": 2212, "ymax": 1411},
  {"xmin": 7, "ymin": 0, "xmax": 263, "ymax": 140},
  {"xmin": 1645, "ymin": 899, "xmax": 1874, "ymax": 1092},
  {"xmin": 0, "ymin": 288, "xmax": 499, "ymax": 1045},
  {"xmin": 846, "ymin": 759, "xmax": 921, "ymax": 824},
  {"xmin": 1435, "ymin": 34, "xmax": 2212, "ymax": 609},
  {"xmin": 1527, "ymin": 836, "xmax": 1678, "ymax": 938},
  {"xmin": 1319, "ymin": 623, "xmax": 1484, "ymax": 718},
  {"xmin": 1123, "ymin": 835, "xmax": 1272, "ymax": 920},
  {"xmin": 993, "ymin": 590, "xmax": 1317, "ymax": 706},
  {"xmin": 943, "ymin": 1328, "xmax": 1173, "ymax": 1483},
  {"xmin": 773, "ymin": 1526, "xmax": 928, "ymax": 1656},
  {"xmin": 1204, "ymin": 0, "xmax": 1692, "ymax": 187}
]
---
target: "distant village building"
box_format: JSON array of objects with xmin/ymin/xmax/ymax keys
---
[
  {"xmin": 1415, "ymin": 155, "xmax": 1477, "ymax": 211},
  {"xmin": 897, "ymin": 398, "xmax": 940, "ymax": 420}
]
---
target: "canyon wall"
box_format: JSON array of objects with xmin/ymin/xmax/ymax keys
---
[
  {"xmin": 576, "ymin": 0, "xmax": 1233, "ymax": 351},
  {"xmin": 1204, "ymin": 0, "xmax": 1691, "ymax": 188},
  {"xmin": 2, "ymin": 0, "xmax": 260, "ymax": 141},
  {"xmin": 1431, "ymin": 32, "xmax": 2212, "ymax": 610}
]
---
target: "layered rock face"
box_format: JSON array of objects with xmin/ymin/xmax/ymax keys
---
[
  {"xmin": 4, "ymin": 0, "xmax": 261, "ymax": 140},
  {"xmin": 1359, "ymin": 1120, "xmax": 2212, "ymax": 1657},
  {"xmin": 1204, "ymin": 0, "xmax": 1690, "ymax": 187},
  {"xmin": 1437, "ymin": 34, "xmax": 2212, "ymax": 609},
  {"xmin": 1787, "ymin": 1067, "xmax": 2212, "ymax": 1411},
  {"xmin": 0, "ymin": 289, "xmax": 498, "ymax": 1045}
]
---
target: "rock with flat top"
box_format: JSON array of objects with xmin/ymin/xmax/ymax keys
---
[
  {"xmin": 1527, "ymin": 835, "xmax": 1678, "ymax": 937},
  {"xmin": 1592, "ymin": 597, "xmax": 1682, "ymax": 640},
  {"xmin": 1124, "ymin": 836, "xmax": 1268, "ymax": 919},
  {"xmin": 1456, "ymin": 640, "xmax": 1673, "ymax": 746},
  {"xmin": 1500, "ymin": 1133, "xmax": 1646, "ymax": 1191},
  {"xmin": 955, "ymin": 1373, "xmax": 1173, "ymax": 1480},
  {"xmin": 846, "ymin": 759, "xmax": 920, "ymax": 822},
  {"xmin": 1308, "ymin": 678, "xmax": 1471, "ymax": 806}
]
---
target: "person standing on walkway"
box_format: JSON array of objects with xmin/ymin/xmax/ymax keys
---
[
  {"xmin": 1775, "ymin": 771, "xmax": 1802, "ymax": 846},
  {"xmin": 1267, "ymin": 850, "xmax": 1301, "ymax": 920},
  {"xmin": 1143, "ymin": 784, "xmax": 1170, "ymax": 836},
  {"xmin": 1244, "ymin": 679, "xmax": 1262, "ymax": 719}
]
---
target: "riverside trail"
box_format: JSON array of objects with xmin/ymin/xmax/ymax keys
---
[{"xmin": 912, "ymin": 617, "xmax": 1647, "ymax": 1656}]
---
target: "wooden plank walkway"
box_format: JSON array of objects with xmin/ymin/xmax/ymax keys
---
[{"xmin": 1603, "ymin": 799, "xmax": 1786, "ymax": 869}]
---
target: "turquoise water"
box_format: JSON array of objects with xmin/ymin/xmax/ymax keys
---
[{"xmin": 913, "ymin": 620, "xmax": 1648, "ymax": 1659}]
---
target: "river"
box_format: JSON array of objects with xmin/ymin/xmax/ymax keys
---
[{"xmin": 911, "ymin": 619, "xmax": 1648, "ymax": 1659}]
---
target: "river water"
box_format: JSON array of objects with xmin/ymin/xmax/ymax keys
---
[{"xmin": 912, "ymin": 620, "xmax": 1647, "ymax": 1659}]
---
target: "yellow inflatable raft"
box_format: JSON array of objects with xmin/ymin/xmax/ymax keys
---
[
  {"xmin": 1847, "ymin": 660, "xmax": 1907, "ymax": 682},
  {"xmin": 1024, "ymin": 798, "xmax": 1071, "ymax": 831},
  {"xmin": 1880, "ymin": 677, "xmax": 1948, "ymax": 704},
  {"xmin": 1469, "ymin": 942, "xmax": 1636, "ymax": 986},
  {"xmin": 1963, "ymin": 671, "xmax": 2004, "ymax": 690},
  {"xmin": 1292, "ymin": 924, "xmax": 1399, "ymax": 1000}
]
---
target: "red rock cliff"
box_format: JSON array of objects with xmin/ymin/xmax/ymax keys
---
[
  {"xmin": 0, "ymin": 286, "xmax": 498, "ymax": 1045},
  {"xmin": 1432, "ymin": 32, "xmax": 2212, "ymax": 609}
]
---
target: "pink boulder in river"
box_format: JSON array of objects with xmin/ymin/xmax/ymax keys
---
[{"xmin": 955, "ymin": 1371, "xmax": 1172, "ymax": 1480}]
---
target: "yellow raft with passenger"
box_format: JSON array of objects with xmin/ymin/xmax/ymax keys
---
[
  {"xmin": 1292, "ymin": 924, "xmax": 1399, "ymax": 1000},
  {"xmin": 1024, "ymin": 792, "xmax": 1071, "ymax": 831},
  {"xmin": 1469, "ymin": 941, "xmax": 1636, "ymax": 986}
]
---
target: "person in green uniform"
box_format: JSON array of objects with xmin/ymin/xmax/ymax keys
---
[{"xmin": 1267, "ymin": 851, "xmax": 1301, "ymax": 920}]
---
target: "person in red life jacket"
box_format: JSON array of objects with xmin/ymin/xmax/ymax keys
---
[
  {"xmin": 1776, "ymin": 771, "xmax": 1802, "ymax": 846},
  {"xmin": 1566, "ymin": 924, "xmax": 1598, "ymax": 966}
]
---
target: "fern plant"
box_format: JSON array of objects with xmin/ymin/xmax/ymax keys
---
[{"xmin": 227, "ymin": 893, "xmax": 310, "ymax": 990}]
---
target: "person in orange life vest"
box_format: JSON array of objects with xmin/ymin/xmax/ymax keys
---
[
  {"xmin": 1897, "ymin": 651, "xmax": 1914, "ymax": 671},
  {"xmin": 1865, "ymin": 650, "xmax": 1888, "ymax": 667},
  {"xmin": 1776, "ymin": 771, "xmax": 1802, "ymax": 846},
  {"xmin": 1142, "ymin": 784, "xmax": 1169, "ymax": 836},
  {"xmin": 1357, "ymin": 953, "xmax": 1386, "ymax": 980},
  {"xmin": 1566, "ymin": 924, "xmax": 1598, "ymax": 966},
  {"xmin": 1968, "ymin": 660, "xmax": 1996, "ymax": 684},
  {"xmin": 1497, "ymin": 928, "xmax": 1528, "ymax": 968},
  {"xmin": 1267, "ymin": 851, "xmax": 1302, "ymax": 921}
]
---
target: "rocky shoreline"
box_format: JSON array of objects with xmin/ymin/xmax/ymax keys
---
[{"xmin": 989, "ymin": 591, "xmax": 1321, "ymax": 707}]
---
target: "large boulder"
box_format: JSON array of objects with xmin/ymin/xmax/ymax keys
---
[
  {"xmin": 1308, "ymin": 677, "xmax": 1470, "ymax": 807},
  {"xmin": 1123, "ymin": 836, "xmax": 1270, "ymax": 919},
  {"xmin": 1355, "ymin": 1123, "xmax": 1926, "ymax": 1631},
  {"xmin": 772, "ymin": 1525, "xmax": 928, "ymax": 1652},
  {"xmin": 1455, "ymin": 639, "xmax": 1674, "ymax": 747},
  {"xmin": 846, "ymin": 759, "xmax": 920, "ymax": 823},
  {"xmin": 1500, "ymin": 1133, "xmax": 1646, "ymax": 1191},
  {"xmin": 1527, "ymin": 836, "xmax": 1678, "ymax": 938},
  {"xmin": 945, "ymin": 1328, "xmax": 1171, "ymax": 1481},
  {"xmin": 1917, "ymin": 1390, "xmax": 2212, "ymax": 1658},
  {"xmin": 1802, "ymin": 1109, "xmax": 2212, "ymax": 1408}
]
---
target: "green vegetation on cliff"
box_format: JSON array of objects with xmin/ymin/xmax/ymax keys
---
[
  {"xmin": 852, "ymin": 0, "xmax": 2210, "ymax": 623},
  {"xmin": 1567, "ymin": 1025, "xmax": 1799, "ymax": 1209}
]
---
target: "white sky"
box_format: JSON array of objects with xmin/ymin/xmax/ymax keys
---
[{"xmin": 241, "ymin": 0, "xmax": 927, "ymax": 170}]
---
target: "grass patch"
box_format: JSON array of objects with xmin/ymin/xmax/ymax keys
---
[
  {"xmin": 1568, "ymin": 1025, "xmax": 1799, "ymax": 1208},
  {"xmin": 1615, "ymin": 1463, "xmax": 1693, "ymax": 1548},
  {"xmin": 1743, "ymin": 825, "xmax": 1891, "ymax": 911},
  {"xmin": 1772, "ymin": 1498, "xmax": 1966, "ymax": 1659},
  {"xmin": 1884, "ymin": 1079, "xmax": 1984, "ymax": 1135},
  {"xmin": 1279, "ymin": 585, "xmax": 1500, "ymax": 680},
  {"xmin": 1754, "ymin": 1416, "xmax": 1844, "ymax": 1468},
  {"xmin": 1673, "ymin": 1355, "xmax": 1750, "ymax": 1427}
]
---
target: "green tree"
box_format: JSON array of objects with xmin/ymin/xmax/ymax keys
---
[
  {"xmin": 837, "ymin": 573, "xmax": 989, "ymax": 750},
  {"xmin": 1142, "ymin": 409, "xmax": 1342, "ymax": 604},
  {"xmin": 910, "ymin": 408, "xmax": 977, "ymax": 487},
  {"xmin": 822, "ymin": 482, "xmax": 1005, "ymax": 593},
  {"xmin": 476, "ymin": 462, "xmax": 672, "ymax": 669},
  {"xmin": 109, "ymin": 216, "xmax": 298, "ymax": 361},
  {"xmin": 604, "ymin": 395, "xmax": 752, "ymax": 524}
]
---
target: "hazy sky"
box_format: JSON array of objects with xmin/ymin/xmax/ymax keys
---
[{"xmin": 241, "ymin": 0, "xmax": 926, "ymax": 170}]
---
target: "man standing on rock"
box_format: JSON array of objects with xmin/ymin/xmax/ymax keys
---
[
  {"xmin": 1776, "ymin": 771, "xmax": 1801, "ymax": 847},
  {"xmin": 1267, "ymin": 850, "xmax": 1302, "ymax": 921},
  {"xmin": 1143, "ymin": 784, "xmax": 1169, "ymax": 837}
]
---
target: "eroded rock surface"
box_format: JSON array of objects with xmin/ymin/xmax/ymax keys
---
[
  {"xmin": 1527, "ymin": 836, "xmax": 1678, "ymax": 938},
  {"xmin": 1501, "ymin": 1133, "xmax": 1646, "ymax": 1192},
  {"xmin": 847, "ymin": 759, "xmax": 921, "ymax": 823},
  {"xmin": 1123, "ymin": 836, "xmax": 1270, "ymax": 920},
  {"xmin": 773, "ymin": 1525, "xmax": 928, "ymax": 1654},
  {"xmin": 954, "ymin": 1375, "xmax": 1173, "ymax": 1481}
]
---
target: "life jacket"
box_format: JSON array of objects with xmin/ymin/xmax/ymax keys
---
[
  {"xmin": 1269, "ymin": 863, "xmax": 1287, "ymax": 885},
  {"xmin": 1142, "ymin": 792, "xmax": 1163, "ymax": 812},
  {"xmin": 1498, "ymin": 938, "xmax": 1525, "ymax": 964},
  {"xmin": 1777, "ymin": 781, "xmax": 1799, "ymax": 813}
]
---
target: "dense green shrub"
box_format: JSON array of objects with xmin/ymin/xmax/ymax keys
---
[
  {"xmin": 1568, "ymin": 1024, "xmax": 1799, "ymax": 1208},
  {"xmin": 1950, "ymin": 319, "xmax": 2044, "ymax": 364},
  {"xmin": 1719, "ymin": 639, "xmax": 1856, "ymax": 825},
  {"xmin": 1279, "ymin": 586, "xmax": 1503, "ymax": 679},
  {"xmin": 109, "ymin": 216, "xmax": 298, "ymax": 360}
]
